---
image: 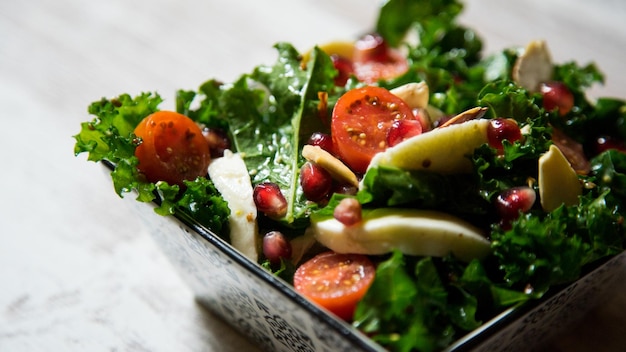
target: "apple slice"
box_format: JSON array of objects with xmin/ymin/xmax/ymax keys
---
[
  {"xmin": 310, "ymin": 208, "xmax": 491, "ymax": 262},
  {"xmin": 538, "ymin": 144, "xmax": 582, "ymax": 211},
  {"xmin": 365, "ymin": 118, "xmax": 490, "ymax": 176},
  {"xmin": 207, "ymin": 150, "xmax": 259, "ymax": 261}
]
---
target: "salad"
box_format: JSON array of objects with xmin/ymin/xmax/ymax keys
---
[{"xmin": 74, "ymin": 0, "xmax": 626, "ymax": 351}]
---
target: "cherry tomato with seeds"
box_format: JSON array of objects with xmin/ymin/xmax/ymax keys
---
[
  {"xmin": 134, "ymin": 111, "xmax": 211, "ymax": 186},
  {"xmin": 331, "ymin": 86, "xmax": 415, "ymax": 174},
  {"xmin": 293, "ymin": 251, "xmax": 376, "ymax": 321}
]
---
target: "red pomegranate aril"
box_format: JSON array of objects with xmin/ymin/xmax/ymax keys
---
[
  {"xmin": 300, "ymin": 162, "xmax": 333, "ymax": 202},
  {"xmin": 333, "ymin": 198, "xmax": 362, "ymax": 226},
  {"xmin": 331, "ymin": 54, "xmax": 354, "ymax": 86},
  {"xmin": 487, "ymin": 118, "xmax": 522, "ymax": 150},
  {"xmin": 354, "ymin": 33, "xmax": 390, "ymax": 63},
  {"xmin": 540, "ymin": 81, "xmax": 575, "ymax": 116},
  {"xmin": 387, "ymin": 119, "xmax": 423, "ymax": 147},
  {"xmin": 202, "ymin": 127, "xmax": 231, "ymax": 158},
  {"xmin": 413, "ymin": 108, "xmax": 432, "ymax": 132},
  {"xmin": 253, "ymin": 182, "xmax": 288, "ymax": 218},
  {"xmin": 495, "ymin": 186, "xmax": 536, "ymax": 222},
  {"xmin": 308, "ymin": 132, "xmax": 335, "ymax": 154},
  {"xmin": 262, "ymin": 231, "xmax": 292, "ymax": 265},
  {"xmin": 593, "ymin": 135, "xmax": 626, "ymax": 155}
]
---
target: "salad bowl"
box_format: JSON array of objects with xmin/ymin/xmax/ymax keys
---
[
  {"xmin": 79, "ymin": 0, "xmax": 626, "ymax": 350},
  {"xmin": 110, "ymin": 159, "xmax": 625, "ymax": 352}
]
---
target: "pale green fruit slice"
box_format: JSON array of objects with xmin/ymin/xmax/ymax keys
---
[
  {"xmin": 311, "ymin": 208, "xmax": 491, "ymax": 262},
  {"xmin": 366, "ymin": 118, "xmax": 490, "ymax": 175},
  {"xmin": 208, "ymin": 150, "xmax": 258, "ymax": 261},
  {"xmin": 538, "ymin": 144, "xmax": 582, "ymax": 212}
]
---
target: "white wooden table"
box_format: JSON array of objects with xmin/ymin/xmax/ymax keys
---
[{"xmin": 1, "ymin": 0, "xmax": 625, "ymax": 351}]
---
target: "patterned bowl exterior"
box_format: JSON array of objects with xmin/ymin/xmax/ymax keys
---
[{"xmin": 113, "ymin": 164, "xmax": 626, "ymax": 352}]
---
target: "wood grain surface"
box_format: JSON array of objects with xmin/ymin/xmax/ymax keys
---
[{"xmin": 1, "ymin": 0, "xmax": 625, "ymax": 351}]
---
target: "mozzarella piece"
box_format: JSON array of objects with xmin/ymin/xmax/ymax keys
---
[{"xmin": 208, "ymin": 150, "xmax": 258, "ymax": 261}]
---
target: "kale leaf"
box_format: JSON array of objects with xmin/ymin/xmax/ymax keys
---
[
  {"xmin": 177, "ymin": 43, "xmax": 338, "ymax": 228},
  {"xmin": 353, "ymin": 252, "xmax": 483, "ymax": 352},
  {"xmin": 73, "ymin": 93, "xmax": 230, "ymax": 237}
]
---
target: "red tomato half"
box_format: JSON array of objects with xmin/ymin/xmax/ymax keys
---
[
  {"xmin": 134, "ymin": 111, "xmax": 210, "ymax": 186},
  {"xmin": 331, "ymin": 86, "xmax": 415, "ymax": 174},
  {"xmin": 353, "ymin": 52, "xmax": 409, "ymax": 84},
  {"xmin": 352, "ymin": 33, "xmax": 408, "ymax": 84},
  {"xmin": 293, "ymin": 251, "xmax": 376, "ymax": 321}
]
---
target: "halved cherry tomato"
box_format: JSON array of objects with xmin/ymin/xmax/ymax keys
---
[
  {"xmin": 331, "ymin": 86, "xmax": 416, "ymax": 174},
  {"xmin": 352, "ymin": 33, "xmax": 408, "ymax": 83},
  {"xmin": 293, "ymin": 251, "xmax": 375, "ymax": 321},
  {"xmin": 134, "ymin": 111, "xmax": 211, "ymax": 186},
  {"xmin": 353, "ymin": 58, "xmax": 409, "ymax": 84}
]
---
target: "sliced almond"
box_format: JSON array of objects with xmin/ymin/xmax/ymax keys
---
[
  {"xmin": 512, "ymin": 40, "xmax": 553, "ymax": 92},
  {"xmin": 438, "ymin": 106, "xmax": 489, "ymax": 128},
  {"xmin": 390, "ymin": 82, "xmax": 429, "ymax": 109},
  {"xmin": 302, "ymin": 145, "xmax": 359, "ymax": 187}
]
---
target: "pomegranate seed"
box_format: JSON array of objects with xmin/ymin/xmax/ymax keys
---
[
  {"xmin": 494, "ymin": 186, "xmax": 536, "ymax": 222},
  {"xmin": 354, "ymin": 33, "xmax": 391, "ymax": 63},
  {"xmin": 540, "ymin": 81, "xmax": 574, "ymax": 116},
  {"xmin": 331, "ymin": 54, "xmax": 354, "ymax": 86},
  {"xmin": 487, "ymin": 118, "xmax": 522, "ymax": 150},
  {"xmin": 593, "ymin": 135, "xmax": 626, "ymax": 155},
  {"xmin": 300, "ymin": 162, "xmax": 333, "ymax": 202},
  {"xmin": 387, "ymin": 119, "xmax": 423, "ymax": 147},
  {"xmin": 333, "ymin": 198, "xmax": 362, "ymax": 226},
  {"xmin": 262, "ymin": 230, "xmax": 292, "ymax": 265},
  {"xmin": 202, "ymin": 127, "xmax": 231, "ymax": 158},
  {"xmin": 413, "ymin": 108, "xmax": 432, "ymax": 132},
  {"xmin": 253, "ymin": 182, "xmax": 288, "ymax": 218},
  {"xmin": 308, "ymin": 132, "xmax": 335, "ymax": 154}
]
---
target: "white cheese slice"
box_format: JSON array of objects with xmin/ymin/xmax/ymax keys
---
[{"xmin": 207, "ymin": 150, "xmax": 258, "ymax": 261}]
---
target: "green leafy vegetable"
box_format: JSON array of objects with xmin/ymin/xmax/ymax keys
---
[
  {"xmin": 354, "ymin": 252, "xmax": 484, "ymax": 351},
  {"xmin": 376, "ymin": 0, "xmax": 463, "ymax": 48},
  {"xmin": 358, "ymin": 165, "xmax": 491, "ymax": 224},
  {"xmin": 73, "ymin": 93, "xmax": 230, "ymax": 237},
  {"xmin": 491, "ymin": 191, "xmax": 624, "ymax": 294},
  {"xmin": 177, "ymin": 43, "xmax": 338, "ymax": 228}
]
